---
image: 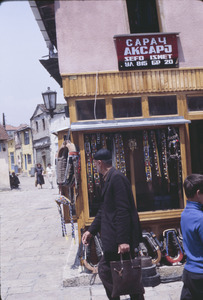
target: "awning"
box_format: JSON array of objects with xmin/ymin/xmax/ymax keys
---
[
  {"xmin": 70, "ymin": 116, "xmax": 191, "ymax": 132},
  {"xmin": 51, "ymin": 127, "xmax": 70, "ymax": 136},
  {"xmin": 40, "ymin": 58, "xmax": 62, "ymax": 87}
]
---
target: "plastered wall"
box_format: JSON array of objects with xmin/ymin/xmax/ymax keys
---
[{"xmin": 55, "ymin": 0, "xmax": 203, "ymax": 74}]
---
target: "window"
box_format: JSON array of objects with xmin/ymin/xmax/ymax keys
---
[
  {"xmin": 10, "ymin": 152, "xmax": 15, "ymax": 170},
  {"xmin": 76, "ymin": 99, "xmax": 106, "ymax": 120},
  {"xmin": 36, "ymin": 121, "xmax": 38, "ymax": 132},
  {"xmin": 126, "ymin": 0, "xmax": 159, "ymax": 33},
  {"xmin": 187, "ymin": 96, "xmax": 203, "ymax": 112},
  {"xmin": 84, "ymin": 128, "xmax": 183, "ymax": 217},
  {"xmin": 24, "ymin": 131, "xmax": 30, "ymax": 145},
  {"xmin": 148, "ymin": 96, "xmax": 177, "ymax": 116},
  {"xmin": 27, "ymin": 154, "xmax": 32, "ymax": 164},
  {"xmin": 0, "ymin": 142, "xmax": 5, "ymax": 152},
  {"xmin": 113, "ymin": 97, "xmax": 142, "ymax": 118},
  {"xmin": 42, "ymin": 118, "xmax": 45, "ymax": 130}
]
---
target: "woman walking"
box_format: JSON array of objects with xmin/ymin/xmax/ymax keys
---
[
  {"xmin": 46, "ymin": 163, "xmax": 54, "ymax": 189},
  {"xmin": 35, "ymin": 163, "xmax": 45, "ymax": 189}
]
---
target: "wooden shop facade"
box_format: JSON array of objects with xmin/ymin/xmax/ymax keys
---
[{"xmin": 58, "ymin": 66, "xmax": 203, "ymax": 238}]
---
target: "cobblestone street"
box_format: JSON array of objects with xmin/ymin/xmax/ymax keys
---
[{"xmin": 0, "ymin": 175, "xmax": 183, "ymax": 300}]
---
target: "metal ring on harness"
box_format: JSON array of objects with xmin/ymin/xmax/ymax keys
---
[
  {"xmin": 163, "ymin": 229, "xmax": 184, "ymax": 264},
  {"xmin": 142, "ymin": 231, "xmax": 162, "ymax": 265},
  {"xmin": 82, "ymin": 234, "xmax": 103, "ymax": 273}
]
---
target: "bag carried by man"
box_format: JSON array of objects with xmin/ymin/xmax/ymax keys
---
[{"xmin": 110, "ymin": 253, "xmax": 145, "ymax": 298}]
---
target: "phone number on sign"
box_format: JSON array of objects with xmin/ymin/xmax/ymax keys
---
[{"xmin": 124, "ymin": 59, "xmax": 174, "ymax": 67}]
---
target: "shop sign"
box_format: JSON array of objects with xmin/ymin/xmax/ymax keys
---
[{"xmin": 114, "ymin": 33, "xmax": 179, "ymax": 70}]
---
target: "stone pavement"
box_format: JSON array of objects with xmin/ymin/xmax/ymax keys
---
[{"xmin": 0, "ymin": 175, "xmax": 183, "ymax": 300}]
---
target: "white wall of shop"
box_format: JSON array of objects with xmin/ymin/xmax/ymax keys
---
[
  {"xmin": 49, "ymin": 114, "xmax": 70, "ymax": 167},
  {"xmin": 0, "ymin": 142, "xmax": 10, "ymax": 190}
]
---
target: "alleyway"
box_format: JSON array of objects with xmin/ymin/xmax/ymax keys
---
[{"xmin": 0, "ymin": 175, "xmax": 183, "ymax": 300}]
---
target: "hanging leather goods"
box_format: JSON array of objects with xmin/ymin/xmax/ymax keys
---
[
  {"xmin": 55, "ymin": 194, "xmax": 75, "ymax": 240},
  {"xmin": 56, "ymin": 201, "xmax": 68, "ymax": 238},
  {"xmin": 91, "ymin": 134, "xmax": 100, "ymax": 186},
  {"xmin": 56, "ymin": 141, "xmax": 80, "ymax": 199},
  {"xmin": 128, "ymin": 137, "xmax": 138, "ymax": 151},
  {"xmin": 56, "ymin": 143, "xmax": 69, "ymax": 185},
  {"xmin": 101, "ymin": 133, "xmax": 107, "ymax": 149},
  {"xmin": 150, "ymin": 130, "xmax": 161, "ymax": 178},
  {"xmin": 119, "ymin": 133, "xmax": 127, "ymax": 176},
  {"xmin": 114, "ymin": 133, "xmax": 127, "ymax": 176},
  {"xmin": 160, "ymin": 130, "xmax": 169, "ymax": 182},
  {"xmin": 72, "ymin": 153, "xmax": 80, "ymax": 195},
  {"xmin": 65, "ymin": 152, "xmax": 80, "ymax": 190},
  {"xmin": 142, "ymin": 232, "xmax": 162, "ymax": 265},
  {"xmin": 163, "ymin": 228, "xmax": 184, "ymax": 265},
  {"xmin": 167, "ymin": 126, "xmax": 182, "ymax": 185},
  {"xmin": 84, "ymin": 135, "xmax": 94, "ymax": 193},
  {"xmin": 110, "ymin": 253, "xmax": 145, "ymax": 298},
  {"xmin": 143, "ymin": 130, "xmax": 152, "ymax": 182},
  {"xmin": 96, "ymin": 133, "xmax": 101, "ymax": 147},
  {"xmin": 82, "ymin": 233, "xmax": 103, "ymax": 273}
]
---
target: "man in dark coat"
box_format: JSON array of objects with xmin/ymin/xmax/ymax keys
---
[{"xmin": 82, "ymin": 149, "xmax": 144, "ymax": 300}]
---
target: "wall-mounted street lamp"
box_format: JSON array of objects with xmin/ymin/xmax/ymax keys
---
[{"xmin": 42, "ymin": 87, "xmax": 57, "ymax": 118}]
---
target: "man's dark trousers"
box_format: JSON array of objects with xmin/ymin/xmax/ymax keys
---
[{"xmin": 180, "ymin": 269, "xmax": 203, "ymax": 300}]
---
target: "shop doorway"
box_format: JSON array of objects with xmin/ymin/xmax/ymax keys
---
[{"xmin": 189, "ymin": 120, "xmax": 203, "ymax": 174}]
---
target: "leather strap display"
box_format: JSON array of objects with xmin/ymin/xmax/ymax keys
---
[
  {"xmin": 160, "ymin": 130, "xmax": 169, "ymax": 182},
  {"xmin": 143, "ymin": 130, "xmax": 152, "ymax": 182},
  {"xmin": 84, "ymin": 135, "xmax": 94, "ymax": 193},
  {"xmin": 114, "ymin": 133, "xmax": 126, "ymax": 176},
  {"xmin": 150, "ymin": 130, "xmax": 161, "ymax": 178},
  {"xmin": 91, "ymin": 134, "xmax": 100, "ymax": 186}
]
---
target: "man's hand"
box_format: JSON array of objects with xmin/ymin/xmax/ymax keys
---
[
  {"xmin": 118, "ymin": 243, "xmax": 130, "ymax": 254},
  {"xmin": 82, "ymin": 231, "xmax": 92, "ymax": 245}
]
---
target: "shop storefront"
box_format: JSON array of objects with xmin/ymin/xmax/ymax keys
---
[
  {"xmin": 29, "ymin": 0, "xmax": 203, "ymax": 249},
  {"xmin": 60, "ymin": 67, "xmax": 203, "ymax": 238}
]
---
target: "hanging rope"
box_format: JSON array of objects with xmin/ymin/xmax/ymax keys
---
[{"xmin": 94, "ymin": 71, "xmax": 99, "ymax": 120}]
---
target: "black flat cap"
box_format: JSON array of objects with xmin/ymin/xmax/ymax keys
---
[{"xmin": 94, "ymin": 149, "xmax": 112, "ymax": 160}]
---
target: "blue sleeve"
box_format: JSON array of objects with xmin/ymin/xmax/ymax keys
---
[{"xmin": 198, "ymin": 215, "xmax": 203, "ymax": 244}]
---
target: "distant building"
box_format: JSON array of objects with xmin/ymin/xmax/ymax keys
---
[
  {"xmin": 14, "ymin": 125, "xmax": 34, "ymax": 176},
  {"xmin": 7, "ymin": 136, "xmax": 15, "ymax": 172},
  {"xmin": 0, "ymin": 124, "xmax": 10, "ymax": 190},
  {"xmin": 7, "ymin": 124, "xmax": 34, "ymax": 176},
  {"xmin": 30, "ymin": 103, "xmax": 69, "ymax": 170},
  {"xmin": 6, "ymin": 124, "xmax": 20, "ymax": 139}
]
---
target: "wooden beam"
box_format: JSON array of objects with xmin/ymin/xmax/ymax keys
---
[{"xmin": 62, "ymin": 68, "xmax": 203, "ymax": 98}]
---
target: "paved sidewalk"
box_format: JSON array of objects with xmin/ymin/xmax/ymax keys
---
[{"xmin": 0, "ymin": 175, "xmax": 183, "ymax": 300}]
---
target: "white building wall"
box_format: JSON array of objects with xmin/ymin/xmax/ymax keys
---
[
  {"xmin": 158, "ymin": 0, "xmax": 203, "ymax": 68},
  {"xmin": 0, "ymin": 142, "xmax": 10, "ymax": 190},
  {"xmin": 49, "ymin": 114, "xmax": 70, "ymax": 167},
  {"xmin": 55, "ymin": 0, "xmax": 129, "ymax": 74}
]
